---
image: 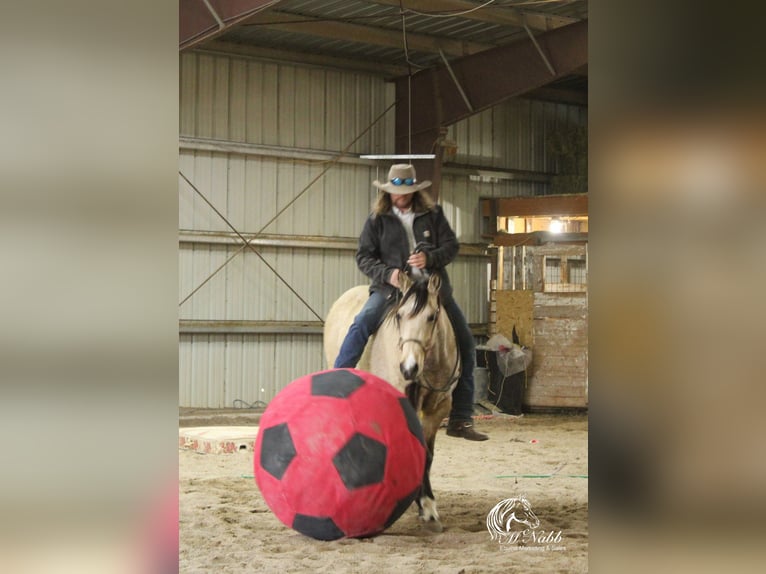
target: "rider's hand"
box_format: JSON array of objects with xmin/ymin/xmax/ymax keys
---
[
  {"xmin": 389, "ymin": 268, "xmax": 401, "ymax": 288},
  {"xmin": 407, "ymin": 251, "xmax": 427, "ymax": 270}
]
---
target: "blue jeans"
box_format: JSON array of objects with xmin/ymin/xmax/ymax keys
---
[
  {"xmin": 334, "ymin": 290, "xmax": 393, "ymax": 370},
  {"xmin": 334, "ymin": 290, "xmax": 476, "ymax": 422}
]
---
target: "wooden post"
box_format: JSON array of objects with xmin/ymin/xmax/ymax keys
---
[{"xmin": 488, "ymin": 279, "xmax": 497, "ymax": 336}]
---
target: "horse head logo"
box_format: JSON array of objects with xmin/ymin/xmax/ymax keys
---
[{"xmin": 486, "ymin": 496, "xmax": 541, "ymax": 543}]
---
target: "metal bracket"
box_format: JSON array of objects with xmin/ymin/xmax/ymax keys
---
[
  {"xmin": 439, "ymin": 49, "xmax": 474, "ymax": 113},
  {"xmin": 201, "ymin": 0, "xmax": 225, "ymax": 30},
  {"xmin": 523, "ymin": 23, "xmax": 556, "ymax": 76}
]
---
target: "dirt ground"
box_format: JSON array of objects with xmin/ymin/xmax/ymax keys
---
[{"xmin": 179, "ymin": 413, "xmax": 588, "ymax": 574}]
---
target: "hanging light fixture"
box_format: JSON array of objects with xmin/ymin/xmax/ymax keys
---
[
  {"xmin": 360, "ymin": 9, "xmax": 435, "ymax": 161},
  {"xmin": 360, "ymin": 154, "xmax": 435, "ymax": 159}
]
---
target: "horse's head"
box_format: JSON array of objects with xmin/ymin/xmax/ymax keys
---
[
  {"xmin": 393, "ymin": 273, "xmax": 442, "ymax": 381},
  {"xmin": 487, "ymin": 495, "xmax": 541, "ymax": 542},
  {"xmin": 502, "ymin": 496, "xmax": 540, "ymax": 530}
]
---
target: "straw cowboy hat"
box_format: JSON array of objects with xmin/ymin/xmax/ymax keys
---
[{"xmin": 372, "ymin": 164, "xmax": 432, "ymax": 195}]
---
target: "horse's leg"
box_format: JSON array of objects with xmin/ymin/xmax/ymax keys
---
[
  {"xmin": 417, "ymin": 396, "xmax": 452, "ymax": 533},
  {"xmin": 403, "ymin": 382, "xmax": 432, "ymax": 522},
  {"xmin": 417, "ymin": 429, "xmax": 442, "ymax": 532},
  {"xmin": 403, "ymin": 382, "xmax": 440, "ymax": 529},
  {"xmin": 404, "ymin": 382, "xmax": 419, "ymax": 410}
]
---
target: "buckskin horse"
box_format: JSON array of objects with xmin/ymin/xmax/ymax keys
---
[{"xmin": 324, "ymin": 273, "xmax": 459, "ymax": 533}]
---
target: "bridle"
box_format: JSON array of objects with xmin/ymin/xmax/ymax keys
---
[
  {"xmin": 395, "ymin": 299, "xmax": 460, "ymax": 393},
  {"xmin": 397, "ymin": 302, "xmax": 440, "ymax": 353}
]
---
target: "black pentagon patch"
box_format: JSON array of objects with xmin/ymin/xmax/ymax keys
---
[
  {"xmin": 259, "ymin": 423, "xmax": 296, "ymax": 480},
  {"xmin": 293, "ymin": 514, "xmax": 345, "ymax": 541},
  {"xmin": 398, "ymin": 397, "xmax": 426, "ymax": 448},
  {"xmin": 333, "ymin": 433, "xmax": 387, "ymax": 490},
  {"xmin": 383, "ymin": 485, "xmax": 421, "ymax": 530},
  {"xmin": 311, "ymin": 369, "xmax": 365, "ymax": 398}
]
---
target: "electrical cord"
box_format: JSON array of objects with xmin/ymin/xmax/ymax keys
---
[{"xmin": 403, "ymin": 0, "xmax": 498, "ymax": 18}]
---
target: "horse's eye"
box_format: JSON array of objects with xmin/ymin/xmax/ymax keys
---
[{"xmin": 427, "ymin": 313, "xmax": 436, "ymax": 322}]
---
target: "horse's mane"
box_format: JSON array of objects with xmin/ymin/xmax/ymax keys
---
[{"xmin": 385, "ymin": 278, "xmax": 432, "ymax": 322}]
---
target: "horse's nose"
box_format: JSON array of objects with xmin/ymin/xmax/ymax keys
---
[{"xmin": 400, "ymin": 362, "xmax": 419, "ymax": 380}]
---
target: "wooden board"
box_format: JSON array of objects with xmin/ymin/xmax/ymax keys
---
[
  {"xmin": 494, "ymin": 246, "xmax": 589, "ymax": 409},
  {"xmin": 526, "ymin": 294, "xmax": 588, "ymax": 408},
  {"xmin": 494, "ymin": 290, "xmax": 534, "ymax": 346},
  {"xmin": 494, "ymin": 194, "xmax": 588, "ymax": 217}
]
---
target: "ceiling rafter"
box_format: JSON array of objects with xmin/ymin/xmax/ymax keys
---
[
  {"xmin": 200, "ymin": 40, "xmax": 409, "ymax": 76},
  {"xmin": 394, "ymin": 18, "xmax": 587, "ymax": 198},
  {"xmin": 396, "ymin": 19, "xmax": 588, "ymax": 143},
  {"xmin": 239, "ymin": 10, "xmax": 496, "ymax": 57},
  {"xmin": 180, "ymin": 0, "xmax": 285, "ymax": 51},
  {"xmin": 367, "ymin": 0, "xmax": 579, "ymax": 31}
]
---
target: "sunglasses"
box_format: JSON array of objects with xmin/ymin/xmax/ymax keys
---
[{"xmin": 390, "ymin": 177, "xmax": 416, "ymax": 186}]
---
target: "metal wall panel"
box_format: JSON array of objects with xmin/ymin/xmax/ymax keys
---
[
  {"xmin": 447, "ymin": 258, "xmax": 490, "ymax": 325},
  {"xmin": 179, "ymin": 152, "xmax": 382, "ymax": 238},
  {"xmin": 438, "ymin": 174, "xmax": 491, "ymax": 325},
  {"xmin": 179, "ymin": 241, "xmax": 366, "ymax": 322},
  {"xmin": 179, "ymin": 334, "xmax": 326, "ymax": 408},
  {"xmin": 180, "ymin": 51, "xmax": 394, "ymax": 153},
  {"xmin": 179, "ymin": 49, "xmax": 585, "ymax": 407},
  {"xmin": 447, "ymin": 97, "xmax": 587, "ymax": 173}
]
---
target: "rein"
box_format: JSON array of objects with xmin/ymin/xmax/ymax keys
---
[{"xmin": 415, "ymin": 354, "xmax": 460, "ymax": 393}]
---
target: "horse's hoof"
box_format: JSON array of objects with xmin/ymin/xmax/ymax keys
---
[{"xmin": 422, "ymin": 519, "xmax": 443, "ymax": 533}]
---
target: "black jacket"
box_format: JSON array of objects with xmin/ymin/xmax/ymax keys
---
[{"xmin": 356, "ymin": 205, "xmax": 459, "ymax": 299}]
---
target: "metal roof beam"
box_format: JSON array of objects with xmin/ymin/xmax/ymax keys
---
[
  {"xmin": 368, "ymin": 0, "xmax": 578, "ymax": 31},
  {"xmin": 396, "ymin": 19, "xmax": 587, "ymax": 145},
  {"xmin": 199, "ymin": 40, "xmax": 409, "ymax": 76},
  {"xmin": 240, "ymin": 10, "xmax": 494, "ymax": 57},
  {"xmin": 395, "ymin": 19, "xmax": 587, "ymax": 199},
  {"xmin": 524, "ymin": 85, "xmax": 587, "ymax": 106},
  {"xmin": 180, "ymin": 0, "xmax": 285, "ymax": 50}
]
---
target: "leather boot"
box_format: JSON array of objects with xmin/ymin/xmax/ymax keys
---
[{"xmin": 446, "ymin": 420, "xmax": 489, "ymax": 441}]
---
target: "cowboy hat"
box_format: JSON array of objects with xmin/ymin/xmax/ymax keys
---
[{"xmin": 372, "ymin": 164, "xmax": 432, "ymax": 195}]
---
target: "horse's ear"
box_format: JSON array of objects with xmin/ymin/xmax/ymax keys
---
[
  {"xmin": 427, "ymin": 273, "xmax": 441, "ymax": 294},
  {"xmin": 512, "ymin": 325, "xmax": 520, "ymax": 345},
  {"xmin": 399, "ymin": 269, "xmax": 413, "ymax": 293}
]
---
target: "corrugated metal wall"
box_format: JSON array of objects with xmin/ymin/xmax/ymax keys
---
[
  {"xmin": 180, "ymin": 53, "xmax": 395, "ymax": 151},
  {"xmin": 179, "ymin": 49, "xmax": 586, "ymax": 407},
  {"xmin": 448, "ymin": 98, "xmax": 587, "ymax": 182}
]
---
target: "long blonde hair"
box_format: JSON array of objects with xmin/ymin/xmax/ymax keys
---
[{"xmin": 372, "ymin": 189, "xmax": 435, "ymax": 215}]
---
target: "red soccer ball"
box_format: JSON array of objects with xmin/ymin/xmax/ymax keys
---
[{"xmin": 253, "ymin": 368, "xmax": 426, "ymax": 540}]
